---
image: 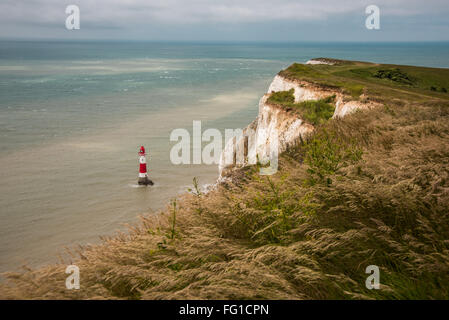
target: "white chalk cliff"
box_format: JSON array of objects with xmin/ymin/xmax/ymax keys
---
[{"xmin": 218, "ymin": 71, "xmax": 381, "ymax": 177}]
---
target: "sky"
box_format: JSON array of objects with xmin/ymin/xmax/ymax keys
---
[{"xmin": 1, "ymin": 0, "xmax": 449, "ymax": 42}]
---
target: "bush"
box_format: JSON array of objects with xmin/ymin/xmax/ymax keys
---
[
  {"xmin": 373, "ymin": 68, "xmax": 414, "ymax": 85},
  {"xmin": 304, "ymin": 128, "xmax": 363, "ymax": 186},
  {"xmin": 269, "ymin": 89, "xmax": 295, "ymax": 104},
  {"xmin": 297, "ymin": 99, "xmax": 335, "ymax": 125},
  {"xmin": 267, "ymin": 90, "xmax": 335, "ymax": 125}
]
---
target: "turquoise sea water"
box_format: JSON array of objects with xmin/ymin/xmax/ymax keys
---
[{"xmin": 0, "ymin": 41, "xmax": 448, "ymax": 272}]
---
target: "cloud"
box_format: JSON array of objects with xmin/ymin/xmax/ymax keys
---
[
  {"xmin": 1, "ymin": 0, "xmax": 448, "ymax": 40},
  {"xmin": 2, "ymin": 0, "xmax": 449, "ymax": 24}
]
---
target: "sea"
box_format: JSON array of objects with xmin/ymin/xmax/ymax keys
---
[{"xmin": 1, "ymin": 41, "xmax": 448, "ymax": 273}]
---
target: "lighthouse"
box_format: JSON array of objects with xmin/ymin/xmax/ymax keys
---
[{"xmin": 138, "ymin": 146, "xmax": 153, "ymax": 186}]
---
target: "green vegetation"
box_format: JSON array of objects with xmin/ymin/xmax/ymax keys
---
[
  {"xmin": 340, "ymin": 83, "xmax": 365, "ymax": 98},
  {"xmin": 278, "ymin": 63, "xmax": 327, "ymax": 80},
  {"xmin": 279, "ymin": 59, "xmax": 449, "ymax": 101},
  {"xmin": 1, "ymin": 59, "xmax": 449, "ymax": 300},
  {"xmin": 304, "ymin": 129, "xmax": 363, "ymax": 186},
  {"xmin": 267, "ymin": 89, "xmax": 295, "ymax": 104},
  {"xmin": 267, "ymin": 89, "xmax": 335, "ymax": 125},
  {"xmin": 373, "ymin": 68, "xmax": 414, "ymax": 85},
  {"xmin": 430, "ymin": 85, "xmax": 447, "ymax": 92}
]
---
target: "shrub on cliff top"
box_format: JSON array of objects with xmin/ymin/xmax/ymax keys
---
[
  {"xmin": 304, "ymin": 128, "xmax": 363, "ymax": 186},
  {"xmin": 267, "ymin": 90, "xmax": 335, "ymax": 125},
  {"xmin": 268, "ymin": 88, "xmax": 295, "ymax": 104},
  {"xmin": 373, "ymin": 68, "xmax": 414, "ymax": 85},
  {"xmin": 297, "ymin": 99, "xmax": 336, "ymax": 125}
]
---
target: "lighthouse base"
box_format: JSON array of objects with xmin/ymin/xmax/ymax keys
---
[{"xmin": 138, "ymin": 177, "xmax": 154, "ymax": 186}]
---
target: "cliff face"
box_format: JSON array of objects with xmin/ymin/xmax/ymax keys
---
[{"xmin": 218, "ymin": 74, "xmax": 380, "ymax": 177}]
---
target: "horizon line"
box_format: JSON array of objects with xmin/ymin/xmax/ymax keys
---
[{"xmin": 1, "ymin": 38, "xmax": 449, "ymax": 44}]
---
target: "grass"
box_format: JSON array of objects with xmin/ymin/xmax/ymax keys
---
[
  {"xmin": 1, "ymin": 59, "xmax": 449, "ymax": 300},
  {"xmin": 267, "ymin": 89, "xmax": 335, "ymax": 125},
  {"xmin": 279, "ymin": 59, "xmax": 449, "ymax": 102}
]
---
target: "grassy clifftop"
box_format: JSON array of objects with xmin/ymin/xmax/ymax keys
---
[
  {"xmin": 279, "ymin": 58, "xmax": 449, "ymax": 101},
  {"xmin": 1, "ymin": 60, "xmax": 449, "ymax": 299}
]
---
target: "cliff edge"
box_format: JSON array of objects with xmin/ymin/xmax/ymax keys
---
[{"xmin": 219, "ymin": 60, "xmax": 382, "ymax": 177}]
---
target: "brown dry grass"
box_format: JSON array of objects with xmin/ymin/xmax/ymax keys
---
[{"xmin": 1, "ymin": 97, "xmax": 449, "ymax": 300}]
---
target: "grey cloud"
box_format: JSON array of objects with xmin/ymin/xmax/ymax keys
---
[
  {"xmin": 1, "ymin": 0, "xmax": 448, "ymax": 40},
  {"xmin": 2, "ymin": 0, "xmax": 449, "ymax": 25}
]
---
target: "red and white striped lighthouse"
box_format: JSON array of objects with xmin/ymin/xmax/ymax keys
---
[{"xmin": 138, "ymin": 146, "xmax": 153, "ymax": 186}]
